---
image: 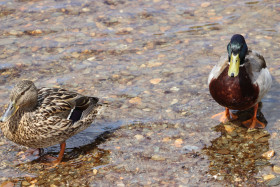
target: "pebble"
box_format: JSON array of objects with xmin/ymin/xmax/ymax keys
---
[
  {"xmin": 174, "ymin": 139, "xmax": 183, "ymax": 148},
  {"xmin": 171, "ymin": 99, "xmax": 178, "ymax": 105},
  {"xmin": 21, "ymin": 181, "xmax": 30, "ymax": 186},
  {"xmin": 150, "ymin": 78, "xmax": 162, "ymax": 84},
  {"xmin": 151, "ymin": 155, "xmax": 165, "ymax": 161},
  {"xmin": 147, "ymin": 62, "xmax": 163, "ymax": 68},
  {"xmin": 273, "ymin": 165, "xmax": 280, "ymax": 174},
  {"xmin": 263, "ymin": 174, "xmax": 275, "ymax": 181},
  {"xmin": 134, "ymin": 134, "xmax": 144, "ymax": 140},
  {"xmin": 129, "ymin": 97, "xmax": 142, "ymax": 104},
  {"xmin": 262, "ymin": 150, "xmax": 275, "ymax": 159},
  {"xmin": 162, "ymin": 137, "xmax": 171, "ymax": 142},
  {"xmin": 224, "ymin": 125, "xmax": 234, "ymax": 133},
  {"xmin": 93, "ymin": 169, "xmax": 98, "ymax": 175},
  {"xmin": 201, "ymin": 2, "xmax": 211, "ymax": 8},
  {"xmin": 181, "ymin": 145, "xmax": 199, "ymax": 154},
  {"xmin": 170, "ymin": 87, "xmax": 180, "ymax": 92}
]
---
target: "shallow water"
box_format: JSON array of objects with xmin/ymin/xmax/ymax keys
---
[{"xmin": 0, "ymin": 0, "xmax": 280, "ymax": 186}]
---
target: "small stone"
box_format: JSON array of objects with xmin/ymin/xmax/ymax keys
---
[
  {"xmin": 171, "ymin": 99, "xmax": 178, "ymax": 105},
  {"xmin": 82, "ymin": 8, "xmax": 90, "ymax": 12},
  {"xmin": 134, "ymin": 134, "xmax": 144, "ymax": 140},
  {"xmin": 273, "ymin": 165, "xmax": 280, "ymax": 174},
  {"xmin": 32, "ymin": 29, "xmax": 42, "ymax": 34},
  {"xmin": 142, "ymin": 108, "xmax": 151, "ymax": 112},
  {"xmin": 224, "ymin": 125, "xmax": 234, "ymax": 133},
  {"xmin": 22, "ymin": 181, "xmax": 30, "ymax": 186},
  {"xmin": 201, "ymin": 2, "xmax": 210, "ymax": 8},
  {"xmin": 129, "ymin": 97, "xmax": 142, "ymax": 104},
  {"xmin": 50, "ymin": 184, "xmax": 57, "ymax": 187},
  {"xmin": 151, "ymin": 155, "xmax": 165, "ymax": 161},
  {"xmin": 162, "ymin": 137, "xmax": 171, "ymax": 142},
  {"xmin": 170, "ymin": 87, "xmax": 180, "ymax": 92},
  {"xmin": 263, "ymin": 174, "xmax": 275, "ymax": 181},
  {"xmin": 93, "ymin": 169, "xmax": 98, "ymax": 175},
  {"xmin": 262, "ymin": 150, "xmax": 275, "ymax": 159},
  {"xmin": 147, "ymin": 62, "xmax": 163, "ymax": 68},
  {"xmin": 174, "ymin": 139, "xmax": 183, "ymax": 147},
  {"xmin": 181, "ymin": 145, "xmax": 199, "ymax": 154},
  {"xmin": 73, "ymin": 52, "xmax": 81, "ymax": 58},
  {"xmin": 150, "ymin": 78, "xmax": 162, "ymax": 84}
]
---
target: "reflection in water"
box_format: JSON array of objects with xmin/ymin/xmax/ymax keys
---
[{"xmin": 203, "ymin": 116, "xmax": 271, "ymax": 183}]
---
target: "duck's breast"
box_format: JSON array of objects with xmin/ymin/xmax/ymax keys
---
[{"xmin": 209, "ymin": 65, "xmax": 259, "ymax": 110}]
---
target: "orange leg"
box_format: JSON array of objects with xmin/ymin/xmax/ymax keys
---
[
  {"xmin": 211, "ymin": 107, "xmax": 237, "ymax": 123},
  {"xmin": 242, "ymin": 103, "xmax": 266, "ymax": 129},
  {"xmin": 42, "ymin": 142, "xmax": 66, "ymax": 167},
  {"xmin": 52, "ymin": 142, "xmax": 66, "ymax": 166}
]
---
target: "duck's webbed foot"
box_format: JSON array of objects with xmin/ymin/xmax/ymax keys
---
[{"xmin": 211, "ymin": 108, "xmax": 237, "ymax": 123}]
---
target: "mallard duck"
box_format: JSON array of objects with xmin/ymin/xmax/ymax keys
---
[
  {"xmin": 0, "ymin": 80, "xmax": 101, "ymax": 165},
  {"xmin": 208, "ymin": 34, "xmax": 272, "ymax": 128}
]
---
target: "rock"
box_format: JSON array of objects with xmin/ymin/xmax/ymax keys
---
[
  {"xmin": 263, "ymin": 174, "xmax": 275, "ymax": 181},
  {"xmin": 93, "ymin": 169, "xmax": 98, "ymax": 175},
  {"xmin": 21, "ymin": 181, "xmax": 30, "ymax": 186},
  {"xmin": 273, "ymin": 165, "xmax": 280, "ymax": 174},
  {"xmin": 170, "ymin": 87, "xmax": 179, "ymax": 92},
  {"xmin": 262, "ymin": 150, "xmax": 275, "ymax": 159},
  {"xmin": 151, "ymin": 155, "xmax": 165, "ymax": 161},
  {"xmin": 174, "ymin": 139, "xmax": 183, "ymax": 147},
  {"xmin": 150, "ymin": 78, "xmax": 162, "ymax": 84},
  {"xmin": 147, "ymin": 62, "xmax": 163, "ymax": 68},
  {"xmin": 201, "ymin": 2, "xmax": 211, "ymax": 8},
  {"xmin": 129, "ymin": 97, "xmax": 142, "ymax": 104},
  {"xmin": 181, "ymin": 145, "xmax": 199, "ymax": 154},
  {"xmin": 134, "ymin": 134, "xmax": 144, "ymax": 140},
  {"xmin": 162, "ymin": 137, "xmax": 171, "ymax": 142},
  {"xmin": 224, "ymin": 125, "xmax": 234, "ymax": 133},
  {"xmin": 171, "ymin": 99, "xmax": 178, "ymax": 105}
]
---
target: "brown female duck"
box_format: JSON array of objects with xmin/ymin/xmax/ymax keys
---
[
  {"xmin": 0, "ymin": 80, "xmax": 101, "ymax": 165},
  {"xmin": 208, "ymin": 34, "xmax": 272, "ymax": 128}
]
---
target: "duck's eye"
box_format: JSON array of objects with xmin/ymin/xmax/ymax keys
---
[{"xmin": 20, "ymin": 92, "xmax": 25, "ymax": 96}]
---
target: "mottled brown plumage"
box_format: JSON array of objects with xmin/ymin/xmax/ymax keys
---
[{"xmin": 0, "ymin": 80, "xmax": 101, "ymax": 165}]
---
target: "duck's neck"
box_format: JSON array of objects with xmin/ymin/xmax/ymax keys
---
[{"xmin": 0, "ymin": 109, "xmax": 25, "ymax": 140}]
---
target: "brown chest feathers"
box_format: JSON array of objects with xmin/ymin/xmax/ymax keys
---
[{"xmin": 209, "ymin": 65, "xmax": 259, "ymax": 110}]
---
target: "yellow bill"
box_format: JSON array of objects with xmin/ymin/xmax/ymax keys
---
[{"xmin": 228, "ymin": 53, "xmax": 240, "ymax": 77}]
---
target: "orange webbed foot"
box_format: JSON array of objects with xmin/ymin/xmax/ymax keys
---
[
  {"xmin": 211, "ymin": 108, "xmax": 237, "ymax": 123},
  {"xmin": 241, "ymin": 103, "xmax": 266, "ymax": 129},
  {"xmin": 242, "ymin": 118, "xmax": 266, "ymax": 129}
]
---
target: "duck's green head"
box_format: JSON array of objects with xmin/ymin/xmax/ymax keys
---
[{"xmin": 227, "ymin": 34, "xmax": 248, "ymax": 77}]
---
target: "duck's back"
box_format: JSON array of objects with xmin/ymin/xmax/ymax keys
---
[{"xmin": 15, "ymin": 88, "xmax": 101, "ymax": 148}]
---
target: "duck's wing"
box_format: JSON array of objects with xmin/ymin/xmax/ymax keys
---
[
  {"xmin": 245, "ymin": 50, "xmax": 272, "ymax": 101},
  {"xmin": 208, "ymin": 54, "xmax": 228, "ymax": 85},
  {"xmin": 36, "ymin": 88, "xmax": 99, "ymax": 122}
]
